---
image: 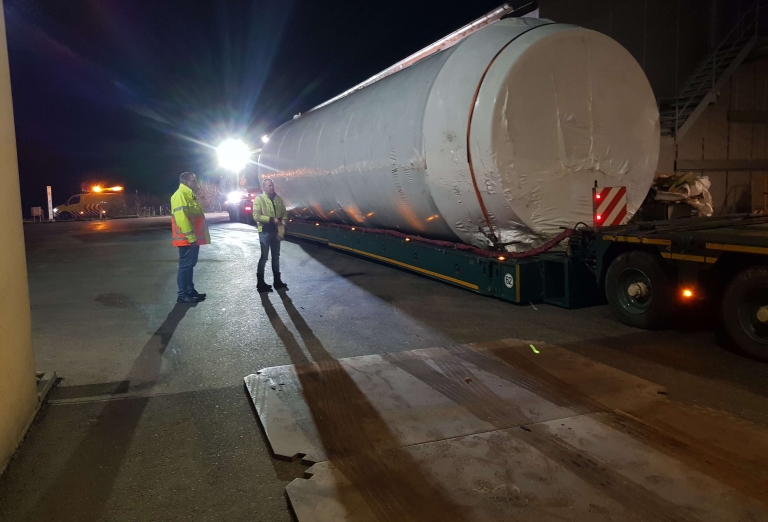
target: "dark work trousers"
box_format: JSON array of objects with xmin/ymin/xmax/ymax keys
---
[
  {"xmin": 177, "ymin": 245, "xmax": 200, "ymax": 297},
  {"xmin": 258, "ymin": 231, "xmax": 280, "ymax": 277}
]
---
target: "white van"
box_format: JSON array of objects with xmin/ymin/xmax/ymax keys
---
[{"xmin": 55, "ymin": 188, "xmax": 127, "ymax": 219}]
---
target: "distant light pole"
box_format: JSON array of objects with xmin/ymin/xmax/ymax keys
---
[{"xmin": 46, "ymin": 186, "xmax": 53, "ymax": 221}]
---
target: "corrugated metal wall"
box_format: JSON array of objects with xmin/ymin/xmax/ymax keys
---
[
  {"xmin": 540, "ymin": 0, "xmax": 768, "ymax": 213},
  {"xmin": 677, "ymin": 56, "xmax": 768, "ymax": 213},
  {"xmin": 540, "ymin": 0, "xmax": 712, "ymax": 99}
]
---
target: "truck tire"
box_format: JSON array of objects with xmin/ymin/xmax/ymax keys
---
[
  {"xmin": 605, "ymin": 251, "xmax": 672, "ymax": 330},
  {"xmin": 721, "ymin": 265, "xmax": 768, "ymax": 361},
  {"xmin": 228, "ymin": 210, "xmax": 236, "ymax": 223}
]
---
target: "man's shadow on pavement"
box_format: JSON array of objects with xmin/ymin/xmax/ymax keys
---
[
  {"xmin": 27, "ymin": 303, "xmax": 195, "ymax": 522},
  {"xmin": 259, "ymin": 291, "xmax": 469, "ymax": 521}
]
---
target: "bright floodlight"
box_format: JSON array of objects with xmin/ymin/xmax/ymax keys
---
[
  {"xmin": 261, "ymin": 135, "xmax": 269, "ymax": 144},
  {"xmin": 217, "ymin": 139, "xmax": 251, "ymax": 173}
]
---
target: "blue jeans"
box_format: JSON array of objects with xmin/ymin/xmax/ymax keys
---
[
  {"xmin": 258, "ymin": 232, "xmax": 280, "ymax": 277},
  {"xmin": 177, "ymin": 245, "xmax": 200, "ymax": 297}
]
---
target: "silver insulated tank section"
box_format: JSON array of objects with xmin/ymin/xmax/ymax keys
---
[{"xmin": 259, "ymin": 17, "xmax": 660, "ymax": 250}]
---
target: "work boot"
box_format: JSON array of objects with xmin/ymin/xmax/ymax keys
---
[
  {"xmin": 273, "ymin": 273, "xmax": 288, "ymax": 290},
  {"xmin": 257, "ymin": 275, "xmax": 273, "ymax": 293}
]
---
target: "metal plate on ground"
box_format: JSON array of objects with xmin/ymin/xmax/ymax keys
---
[
  {"xmin": 286, "ymin": 414, "xmax": 767, "ymax": 522},
  {"xmin": 244, "ymin": 340, "xmax": 664, "ymax": 463},
  {"xmin": 245, "ymin": 340, "xmax": 767, "ymax": 520}
]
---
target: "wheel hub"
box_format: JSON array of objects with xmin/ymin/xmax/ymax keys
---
[
  {"xmin": 627, "ymin": 282, "xmax": 650, "ymax": 299},
  {"xmin": 757, "ymin": 306, "xmax": 768, "ymax": 324}
]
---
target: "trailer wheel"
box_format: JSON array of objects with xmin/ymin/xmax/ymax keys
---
[
  {"xmin": 605, "ymin": 251, "xmax": 671, "ymax": 329},
  {"xmin": 721, "ymin": 265, "xmax": 768, "ymax": 361}
]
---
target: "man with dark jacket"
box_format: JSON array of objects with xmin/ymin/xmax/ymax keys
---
[{"xmin": 252, "ymin": 178, "xmax": 288, "ymax": 292}]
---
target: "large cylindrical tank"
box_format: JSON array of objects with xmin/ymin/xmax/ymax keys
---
[{"xmin": 259, "ymin": 18, "xmax": 660, "ymax": 249}]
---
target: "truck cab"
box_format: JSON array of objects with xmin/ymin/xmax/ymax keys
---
[{"xmin": 224, "ymin": 188, "xmax": 259, "ymax": 225}]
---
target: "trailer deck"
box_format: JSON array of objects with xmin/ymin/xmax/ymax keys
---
[
  {"xmin": 600, "ymin": 215, "xmax": 768, "ymax": 262},
  {"xmin": 286, "ymin": 220, "xmax": 596, "ymax": 309}
]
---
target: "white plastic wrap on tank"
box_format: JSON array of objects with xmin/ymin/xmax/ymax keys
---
[{"xmin": 259, "ymin": 18, "xmax": 660, "ymax": 250}]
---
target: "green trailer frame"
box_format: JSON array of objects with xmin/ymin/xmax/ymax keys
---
[{"xmin": 287, "ymin": 221, "xmax": 600, "ymax": 309}]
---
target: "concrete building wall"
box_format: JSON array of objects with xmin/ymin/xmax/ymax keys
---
[{"xmin": 0, "ymin": 0, "xmax": 38, "ymax": 475}]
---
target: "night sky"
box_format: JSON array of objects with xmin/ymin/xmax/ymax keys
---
[{"xmin": 5, "ymin": 0, "xmax": 514, "ymax": 211}]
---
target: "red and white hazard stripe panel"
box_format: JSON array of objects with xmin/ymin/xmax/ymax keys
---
[{"xmin": 593, "ymin": 186, "xmax": 628, "ymax": 227}]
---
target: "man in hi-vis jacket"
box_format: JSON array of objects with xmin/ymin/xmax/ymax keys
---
[
  {"xmin": 171, "ymin": 172, "xmax": 210, "ymax": 303},
  {"xmin": 252, "ymin": 178, "xmax": 288, "ymax": 293}
]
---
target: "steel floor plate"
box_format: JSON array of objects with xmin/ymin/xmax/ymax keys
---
[
  {"xmin": 244, "ymin": 339, "xmax": 768, "ymax": 521},
  {"xmin": 286, "ymin": 413, "xmax": 766, "ymax": 522}
]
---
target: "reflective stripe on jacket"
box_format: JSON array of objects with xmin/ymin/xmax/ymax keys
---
[
  {"xmin": 171, "ymin": 184, "xmax": 210, "ymax": 246},
  {"xmin": 252, "ymin": 193, "xmax": 287, "ymax": 233}
]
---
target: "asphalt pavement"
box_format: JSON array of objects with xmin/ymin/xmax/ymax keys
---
[{"xmin": 1, "ymin": 215, "xmax": 767, "ymax": 521}]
